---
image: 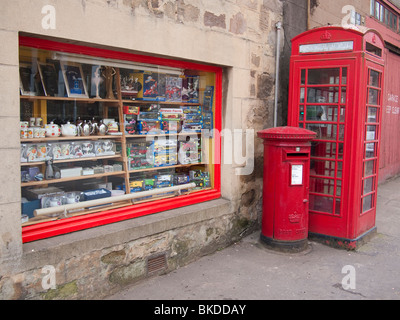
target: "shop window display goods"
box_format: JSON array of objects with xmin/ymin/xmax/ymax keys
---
[{"xmin": 18, "ymin": 37, "xmax": 221, "ymax": 242}]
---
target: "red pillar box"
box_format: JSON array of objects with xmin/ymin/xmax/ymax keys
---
[{"xmin": 257, "ymin": 126, "xmax": 316, "ymax": 252}]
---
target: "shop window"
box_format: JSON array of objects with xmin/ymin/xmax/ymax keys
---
[{"xmin": 19, "ymin": 37, "xmax": 221, "ymax": 242}]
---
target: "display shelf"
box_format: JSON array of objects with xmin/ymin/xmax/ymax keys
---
[
  {"xmin": 20, "ymin": 135, "xmax": 122, "ymax": 143},
  {"xmin": 128, "ymin": 162, "xmax": 206, "ymax": 174},
  {"xmin": 20, "ymin": 95, "xmax": 120, "ymax": 104},
  {"xmin": 21, "ymin": 154, "xmax": 123, "ymax": 166},
  {"xmin": 121, "ymin": 100, "xmax": 200, "ymax": 106},
  {"xmin": 21, "ymin": 170, "xmax": 126, "ymax": 187}
]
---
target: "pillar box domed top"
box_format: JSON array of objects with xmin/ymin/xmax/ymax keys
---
[{"xmin": 257, "ymin": 126, "xmax": 316, "ymax": 141}]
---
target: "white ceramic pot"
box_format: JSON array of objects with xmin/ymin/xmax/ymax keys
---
[
  {"xmin": 61, "ymin": 122, "xmax": 77, "ymax": 136},
  {"xmin": 45, "ymin": 122, "xmax": 61, "ymax": 137}
]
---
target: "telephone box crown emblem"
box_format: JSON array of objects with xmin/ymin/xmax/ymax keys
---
[{"xmin": 320, "ymin": 30, "xmax": 332, "ymax": 41}]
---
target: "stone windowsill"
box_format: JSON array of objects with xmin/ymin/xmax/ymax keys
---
[{"xmin": 18, "ymin": 198, "xmax": 232, "ymax": 271}]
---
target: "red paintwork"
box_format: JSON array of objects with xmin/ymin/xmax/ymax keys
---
[
  {"xmin": 365, "ymin": 16, "xmax": 400, "ymax": 183},
  {"xmin": 19, "ymin": 36, "xmax": 222, "ymax": 243},
  {"xmin": 288, "ymin": 26, "xmax": 385, "ymax": 241},
  {"xmin": 257, "ymin": 126, "xmax": 316, "ymax": 243}
]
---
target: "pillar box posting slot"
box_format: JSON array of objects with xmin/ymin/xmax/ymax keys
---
[{"xmin": 257, "ymin": 126, "xmax": 316, "ymax": 252}]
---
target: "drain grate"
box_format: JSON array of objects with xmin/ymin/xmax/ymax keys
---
[{"xmin": 146, "ymin": 253, "xmax": 167, "ymax": 275}]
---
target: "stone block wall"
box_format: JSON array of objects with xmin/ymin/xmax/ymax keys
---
[{"xmin": 0, "ymin": 0, "xmax": 284, "ymax": 299}]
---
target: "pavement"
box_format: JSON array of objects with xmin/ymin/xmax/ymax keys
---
[{"xmin": 105, "ymin": 176, "xmax": 400, "ymax": 300}]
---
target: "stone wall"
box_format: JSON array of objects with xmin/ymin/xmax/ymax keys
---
[{"xmin": 0, "ymin": 0, "xmax": 283, "ymax": 299}]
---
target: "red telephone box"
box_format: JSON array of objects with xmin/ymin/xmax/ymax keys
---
[{"xmin": 287, "ymin": 26, "xmax": 385, "ymax": 249}]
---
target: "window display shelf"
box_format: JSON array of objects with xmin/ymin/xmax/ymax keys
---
[
  {"xmin": 21, "ymin": 154, "xmax": 123, "ymax": 166},
  {"xmin": 20, "ymin": 95, "xmax": 120, "ymax": 104},
  {"xmin": 128, "ymin": 162, "xmax": 206, "ymax": 173},
  {"xmin": 20, "ymin": 135, "xmax": 122, "ymax": 143},
  {"xmin": 21, "ymin": 170, "xmax": 126, "ymax": 187},
  {"xmin": 122, "ymin": 100, "xmax": 200, "ymax": 106}
]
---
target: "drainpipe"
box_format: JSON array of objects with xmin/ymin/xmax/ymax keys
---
[{"xmin": 274, "ymin": 21, "xmax": 282, "ymax": 127}]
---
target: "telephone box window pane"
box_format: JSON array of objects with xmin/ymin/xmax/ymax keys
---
[
  {"xmin": 310, "ymin": 159, "xmax": 335, "ymax": 177},
  {"xmin": 335, "ymin": 199, "xmax": 341, "ymax": 215},
  {"xmin": 339, "ymin": 105, "xmax": 346, "ymax": 122},
  {"xmin": 336, "ymin": 180, "xmax": 342, "ymax": 196},
  {"xmin": 365, "ymin": 143, "xmax": 376, "ymax": 158},
  {"xmin": 306, "ymin": 105, "xmax": 337, "ymax": 121},
  {"xmin": 364, "ymin": 160, "xmax": 375, "ymax": 176},
  {"xmin": 307, "ymin": 87, "xmax": 339, "ymax": 103},
  {"xmin": 342, "ymin": 68, "xmax": 347, "ymax": 85},
  {"xmin": 367, "ymin": 107, "xmax": 378, "ymax": 123},
  {"xmin": 369, "ymin": 70, "xmax": 380, "ymax": 87},
  {"xmin": 309, "ymin": 195, "xmax": 333, "ymax": 214},
  {"xmin": 310, "ymin": 177, "xmax": 335, "ymax": 195},
  {"xmin": 301, "ymin": 69, "xmax": 306, "ymax": 85},
  {"xmin": 368, "ymin": 89, "xmax": 379, "ymax": 105},
  {"xmin": 311, "ymin": 141, "xmax": 336, "ymax": 159},
  {"xmin": 300, "ymin": 87, "xmax": 305, "ymax": 103},
  {"xmin": 337, "ymin": 161, "xmax": 343, "ymax": 178},
  {"xmin": 299, "ymin": 105, "xmax": 304, "ymax": 121},
  {"xmin": 363, "ymin": 177, "xmax": 374, "ymax": 194},
  {"xmin": 306, "ymin": 124, "xmax": 337, "ymax": 140},
  {"xmin": 341, "ymin": 88, "xmax": 347, "ymax": 103},
  {"xmin": 338, "ymin": 143, "xmax": 344, "ymax": 159},
  {"xmin": 307, "ymin": 68, "xmax": 340, "ymax": 85},
  {"xmin": 363, "ymin": 195, "xmax": 373, "ymax": 212},
  {"xmin": 366, "ymin": 125, "xmax": 377, "ymax": 140},
  {"xmin": 338, "ymin": 125, "xmax": 345, "ymax": 141}
]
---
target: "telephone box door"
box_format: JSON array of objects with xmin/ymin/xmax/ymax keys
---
[{"xmin": 288, "ymin": 60, "xmax": 356, "ymax": 238}]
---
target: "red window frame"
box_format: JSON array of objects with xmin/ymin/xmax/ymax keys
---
[{"xmin": 19, "ymin": 36, "xmax": 222, "ymax": 243}]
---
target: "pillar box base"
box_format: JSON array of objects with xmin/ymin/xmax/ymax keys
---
[{"xmin": 260, "ymin": 234, "xmax": 309, "ymax": 253}]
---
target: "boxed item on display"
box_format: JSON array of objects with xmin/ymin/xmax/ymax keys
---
[
  {"xmin": 151, "ymin": 139, "xmax": 178, "ymax": 167},
  {"xmin": 80, "ymin": 188, "xmax": 111, "ymax": 201},
  {"xmin": 124, "ymin": 114, "xmax": 138, "ymax": 135},
  {"xmin": 60, "ymin": 167, "xmax": 83, "ymax": 178},
  {"xmin": 165, "ymin": 75, "xmax": 182, "ymax": 102},
  {"xmin": 120, "ymin": 70, "xmax": 143, "ymax": 100},
  {"xmin": 127, "ymin": 141, "xmax": 153, "ymax": 170},
  {"xmin": 155, "ymin": 174, "xmax": 173, "ymax": 188},
  {"xmin": 142, "ymin": 72, "xmax": 160, "ymax": 101},
  {"xmin": 159, "ymin": 108, "xmax": 183, "ymax": 133},
  {"xmin": 182, "ymin": 75, "xmax": 199, "ymax": 103},
  {"xmin": 137, "ymin": 120, "xmax": 161, "ymax": 135},
  {"xmin": 189, "ymin": 169, "xmax": 210, "ymax": 189},
  {"xmin": 178, "ymin": 138, "xmax": 200, "ymax": 164},
  {"xmin": 181, "ymin": 105, "xmax": 203, "ymax": 133},
  {"xmin": 123, "ymin": 105, "xmax": 140, "ymax": 115},
  {"xmin": 202, "ymin": 86, "xmax": 214, "ymax": 112}
]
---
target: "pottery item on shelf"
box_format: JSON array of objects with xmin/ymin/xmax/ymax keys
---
[
  {"xmin": 61, "ymin": 122, "xmax": 78, "ymax": 136},
  {"xmin": 91, "ymin": 118, "xmax": 98, "ymax": 135},
  {"xmin": 45, "ymin": 122, "xmax": 61, "ymax": 137},
  {"xmin": 45, "ymin": 160, "xmax": 54, "ymax": 180},
  {"xmin": 82, "ymin": 141, "xmax": 94, "ymax": 157},
  {"xmin": 60, "ymin": 142, "xmax": 72, "ymax": 159},
  {"xmin": 65, "ymin": 192, "xmax": 80, "ymax": 204},
  {"xmin": 48, "ymin": 196, "xmax": 62, "ymax": 207},
  {"xmin": 49, "ymin": 143, "xmax": 62, "ymax": 160},
  {"xmin": 36, "ymin": 143, "xmax": 51, "ymax": 161},
  {"xmin": 77, "ymin": 120, "xmax": 93, "ymax": 136},
  {"xmin": 98, "ymin": 120, "xmax": 109, "ymax": 135},
  {"xmin": 26, "ymin": 144, "xmax": 37, "ymax": 162}
]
